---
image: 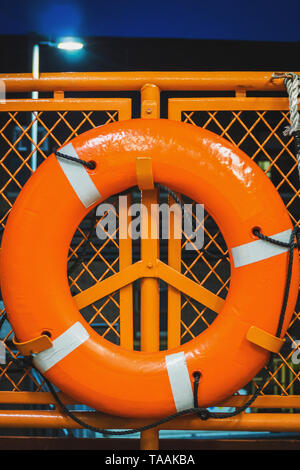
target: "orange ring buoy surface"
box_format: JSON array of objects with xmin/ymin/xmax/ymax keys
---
[{"xmin": 0, "ymin": 119, "xmax": 298, "ymax": 418}]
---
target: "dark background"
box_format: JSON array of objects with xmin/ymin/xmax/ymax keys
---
[
  {"xmin": 0, "ymin": 34, "xmax": 299, "ymax": 73},
  {"xmin": 0, "ymin": 0, "xmax": 299, "ymax": 42},
  {"xmin": 0, "ymin": 0, "xmax": 299, "ymax": 74}
]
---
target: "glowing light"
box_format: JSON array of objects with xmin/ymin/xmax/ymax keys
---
[{"xmin": 57, "ymin": 40, "xmax": 84, "ymax": 51}]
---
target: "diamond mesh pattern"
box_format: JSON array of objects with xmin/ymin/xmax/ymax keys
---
[
  {"xmin": 180, "ymin": 109, "xmax": 300, "ymax": 398},
  {"xmin": 0, "ymin": 99, "xmax": 299, "ymax": 411},
  {"xmin": 0, "ymin": 110, "xmax": 120, "ymax": 391}
]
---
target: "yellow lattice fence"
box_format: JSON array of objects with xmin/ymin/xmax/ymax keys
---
[
  {"xmin": 169, "ymin": 98, "xmax": 300, "ymax": 400},
  {"xmin": 0, "ymin": 73, "xmax": 299, "ymax": 448}
]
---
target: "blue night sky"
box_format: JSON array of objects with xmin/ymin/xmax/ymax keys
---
[{"xmin": 1, "ymin": 0, "xmax": 299, "ymax": 42}]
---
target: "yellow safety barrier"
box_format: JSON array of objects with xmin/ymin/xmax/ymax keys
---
[{"xmin": 0, "ymin": 72, "xmax": 299, "ymax": 449}]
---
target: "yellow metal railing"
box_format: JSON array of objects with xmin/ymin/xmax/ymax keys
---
[{"xmin": 0, "ymin": 72, "xmax": 299, "ymax": 449}]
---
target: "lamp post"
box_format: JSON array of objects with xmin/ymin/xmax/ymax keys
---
[
  {"xmin": 31, "ymin": 44, "xmax": 39, "ymax": 171},
  {"xmin": 31, "ymin": 38, "xmax": 84, "ymax": 171}
]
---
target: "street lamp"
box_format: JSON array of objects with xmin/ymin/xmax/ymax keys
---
[
  {"xmin": 57, "ymin": 39, "xmax": 84, "ymax": 51},
  {"xmin": 31, "ymin": 38, "xmax": 84, "ymax": 171}
]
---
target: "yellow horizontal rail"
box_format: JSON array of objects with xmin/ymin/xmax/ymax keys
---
[
  {"xmin": 0, "ymin": 410, "xmax": 300, "ymax": 432},
  {"xmin": 0, "ymin": 71, "xmax": 298, "ymax": 92}
]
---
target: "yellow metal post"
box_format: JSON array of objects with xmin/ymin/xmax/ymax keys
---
[
  {"xmin": 119, "ymin": 194, "xmax": 133, "ymax": 349},
  {"xmin": 168, "ymin": 195, "xmax": 182, "ymax": 349},
  {"xmin": 140, "ymin": 189, "xmax": 160, "ymax": 352},
  {"xmin": 139, "ymin": 84, "xmax": 160, "ymax": 450}
]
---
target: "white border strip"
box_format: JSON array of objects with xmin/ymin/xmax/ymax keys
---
[
  {"xmin": 231, "ymin": 229, "xmax": 291, "ymax": 268},
  {"xmin": 33, "ymin": 322, "xmax": 89, "ymax": 373},
  {"xmin": 56, "ymin": 142, "xmax": 101, "ymax": 208},
  {"xmin": 165, "ymin": 352, "xmax": 194, "ymax": 412}
]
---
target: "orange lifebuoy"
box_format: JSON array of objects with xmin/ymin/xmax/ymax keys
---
[{"xmin": 0, "ymin": 119, "xmax": 298, "ymax": 418}]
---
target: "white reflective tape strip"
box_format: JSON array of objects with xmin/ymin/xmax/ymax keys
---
[
  {"xmin": 231, "ymin": 229, "xmax": 292, "ymax": 268},
  {"xmin": 33, "ymin": 322, "xmax": 89, "ymax": 373},
  {"xmin": 165, "ymin": 352, "xmax": 194, "ymax": 412},
  {"xmin": 56, "ymin": 142, "xmax": 101, "ymax": 208},
  {"xmin": 0, "ymin": 341, "xmax": 6, "ymax": 364}
]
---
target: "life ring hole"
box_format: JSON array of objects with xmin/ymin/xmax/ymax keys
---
[
  {"xmin": 251, "ymin": 226, "xmax": 262, "ymax": 238},
  {"xmin": 87, "ymin": 160, "xmax": 97, "ymax": 170},
  {"xmin": 68, "ymin": 189, "xmax": 230, "ymax": 350},
  {"xmin": 192, "ymin": 371, "xmax": 201, "ymax": 380},
  {"xmin": 41, "ymin": 330, "xmax": 52, "ymax": 338}
]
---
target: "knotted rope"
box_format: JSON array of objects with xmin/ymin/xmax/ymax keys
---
[{"xmin": 282, "ymin": 72, "xmax": 300, "ymax": 180}]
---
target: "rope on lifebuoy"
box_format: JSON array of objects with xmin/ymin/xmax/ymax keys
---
[
  {"xmin": 4, "ymin": 225, "xmax": 298, "ymax": 436},
  {"xmin": 2, "ymin": 118, "xmax": 300, "ymax": 432}
]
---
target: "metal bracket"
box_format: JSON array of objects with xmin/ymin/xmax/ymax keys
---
[
  {"xmin": 246, "ymin": 325, "xmax": 284, "ymax": 354},
  {"xmin": 136, "ymin": 156, "xmax": 154, "ymax": 190},
  {"xmin": 12, "ymin": 334, "xmax": 53, "ymax": 356}
]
